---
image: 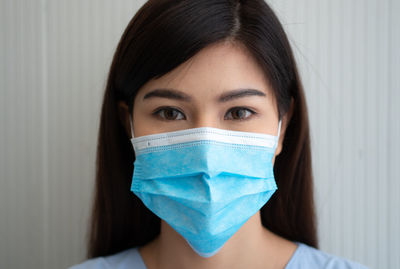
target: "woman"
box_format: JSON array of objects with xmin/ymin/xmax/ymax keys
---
[{"xmin": 70, "ymin": 0, "xmax": 368, "ymax": 268}]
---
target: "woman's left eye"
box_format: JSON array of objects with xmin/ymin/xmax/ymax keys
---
[{"xmin": 224, "ymin": 107, "xmax": 256, "ymax": 121}]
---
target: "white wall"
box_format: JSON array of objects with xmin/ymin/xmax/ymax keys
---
[{"xmin": 0, "ymin": 1, "xmax": 398, "ymax": 268}]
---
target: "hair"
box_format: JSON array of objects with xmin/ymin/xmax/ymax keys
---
[{"xmin": 88, "ymin": 0, "xmax": 317, "ymax": 258}]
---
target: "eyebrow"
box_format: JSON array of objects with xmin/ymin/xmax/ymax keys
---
[
  {"xmin": 143, "ymin": 88, "xmax": 266, "ymax": 102},
  {"xmin": 219, "ymin": 88, "xmax": 266, "ymax": 102},
  {"xmin": 143, "ymin": 89, "xmax": 192, "ymax": 102}
]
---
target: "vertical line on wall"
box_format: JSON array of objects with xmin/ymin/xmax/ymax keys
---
[
  {"xmin": 375, "ymin": 0, "xmax": 380, "ymax": 265},
  {"xmin": 349, "ymin": 0, "xmax": 357, "ymax": 260},
  {"xmin": 362, "ymin": 0, "xmax": 368, "ymax": 262},
  {"xmin": 379, "ymin": 1, "xmax": 390, "ymax": 267},
  {"xmin": 338, "ymin": 0, "xmax": 345, "ymax": 254},
  {"xmin": 386, "ymin": 0, "xmax": 397, "ymax": 267},
  {"xmin": 40, "ymin": 0, "xmax": 49, "ymax": 267}
]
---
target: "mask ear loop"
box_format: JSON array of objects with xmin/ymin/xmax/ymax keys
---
[
  {"xmin": 129, "ymin": 114, "xmax": 135, "ymax": 139},
  {"xmin": 277, "ymin": 120, "xmax": 282, "ymax": 138},
  {"xmin": 275, "ymin": 120, "xmax": 282, "ymax": 149}
]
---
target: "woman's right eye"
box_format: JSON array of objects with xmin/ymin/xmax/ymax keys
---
[{"xmin": 152, "ymin": 107, "xmax": 186, "ymax": 121}]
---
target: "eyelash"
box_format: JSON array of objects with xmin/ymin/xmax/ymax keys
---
[{"xmin": 152, "ymin": 106, "xmax": 257, "ymax": 121}]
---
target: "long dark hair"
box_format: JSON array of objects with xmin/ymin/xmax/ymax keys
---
[{"xmin": 88, "ymin": 0, "xmax": 317, "ymax": 258}]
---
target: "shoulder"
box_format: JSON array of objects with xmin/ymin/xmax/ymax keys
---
[
  {"xmin": 286, "ymin": 243, "xmax": 369, "ymax": 269},
  {"xmin": 68, "ymin": 247, "xmax": 146, "ymax": 269}
]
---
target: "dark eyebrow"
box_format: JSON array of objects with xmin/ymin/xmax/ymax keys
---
[
  {"xmin": 143, "ymin": 89, "xmax": 192, "ymax": 102},
  {"xmin": 142, "ymin": 88, "xmax": 266, "ymax": 102},
  {"xmin": 218, "ymin": 88, "xmax": 266, "ymax": 102}
]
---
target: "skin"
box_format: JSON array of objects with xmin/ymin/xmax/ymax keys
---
[{"xmin": 118, "ymin": 40, "xmax": 296, "ymax": 269}]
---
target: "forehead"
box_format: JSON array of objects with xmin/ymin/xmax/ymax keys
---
[{"xmin": 136, "ymin": 41, "xmax": 272, "ymax": 100}]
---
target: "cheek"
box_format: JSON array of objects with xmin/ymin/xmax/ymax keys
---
[
  {"xmin": 132, "ymin": 117, "xmax": 161, "ymax": 137},
  {"xmin": 132, "ymin": 106, "xmax": 154, "ymax": 137}
]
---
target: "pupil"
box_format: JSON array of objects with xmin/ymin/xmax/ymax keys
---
[
  {"xmin": 166, "ymin": 109, "xmax": 176, "ymax": 119},
  {"xmin": 235, "ymin": 109, "xmax": 244, "ymax": 119}
]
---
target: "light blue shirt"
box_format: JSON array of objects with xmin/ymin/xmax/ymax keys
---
[{"xmin": 69, "ymin": 242, "xmax": 369, "ymax": 269}]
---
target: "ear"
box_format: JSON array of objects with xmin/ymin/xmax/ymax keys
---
[
  {"xmin": 274, "ymin": 98, "xmax": 294, "ymax": 157},
  {"xmin": 117, "ymin": 101, "xmax": 132, "ymax": 138}
]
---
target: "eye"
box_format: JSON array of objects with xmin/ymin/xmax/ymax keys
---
[
  {"xmin": 225, "ymin": 107, "xmax": 256, "ymax": 121},
  {"xmin": 152, "ymin": 107, "xmax": 186, "ymax": 121}
]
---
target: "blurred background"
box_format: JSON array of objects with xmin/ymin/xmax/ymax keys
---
[{"xmin": 0, "ymin": 0, "xmax": 399, "ymax": 268}]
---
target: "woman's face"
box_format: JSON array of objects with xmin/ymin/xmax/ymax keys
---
[{"xmin": 120, "ymin": 41, "xmax": 285, "ymax": 160}]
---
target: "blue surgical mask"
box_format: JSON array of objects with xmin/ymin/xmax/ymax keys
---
[{"xmin": 129, "ymin": 116, "xmax": 281, "ymax": 257}]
